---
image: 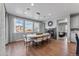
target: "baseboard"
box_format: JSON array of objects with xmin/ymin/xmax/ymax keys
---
[{"xmin": 5, "ymin": 40, "xmax": 24, "ymax": 46}]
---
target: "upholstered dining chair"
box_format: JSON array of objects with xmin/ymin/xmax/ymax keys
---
[
  {"xmin": 42, "ymin": 36, "xmax": 48, "ymax": 43},
  {"xmin": 23, "ymin": 34, "xmax": 32, "ymax": 47},
  {"xmin": 47, "ymin": 34, "xmax": 51, "ymax": 42},
  {"xmin": 47, "ymin": 34, "xmax": 51, "ymax": 39},
  {"xmin": 23, "ymin": 34, "xmax": 32, "ymax": 55},
  {"xmin": 33, "ymin": 37, "xmax": 43, "ymax": 46}
]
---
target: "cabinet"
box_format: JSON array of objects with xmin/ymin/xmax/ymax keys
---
[
  {"xmin": 70, "ymin": 15, "xmax": 79, "ymax": 42},
  {"xmin": 70, "ymin": 15, "xmax": 79, "ymax": 29},
  {"xmin": 70, "ymin": 31, "xmax": 76, "ymax": 43}
]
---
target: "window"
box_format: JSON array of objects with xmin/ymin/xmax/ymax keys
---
[
  {"xmin": 14, "ymin": 18, "xmax": 40, "ymax": 33},
  {"xmin": 34, "ymin": 22, "xmax": 40, "ymax": 33},
  {"xmin": 14, "ymin": 18, "xmax": 24, "ymax": 33},
  {"xmin": 25, "ymin": 21, "xmax": 33, "ymax": 33}
]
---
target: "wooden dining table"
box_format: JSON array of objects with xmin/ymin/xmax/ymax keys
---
[
  {"xmin": 27, "ymin": 33, "xmax": 49, "ymax": 39},
  {"xmin": 24, "ymin": 33, "xmax": 50, "ymax": 47},
  {"xmin": 26, "ymin": 33, "xmax": 50, "ymax": 41}
]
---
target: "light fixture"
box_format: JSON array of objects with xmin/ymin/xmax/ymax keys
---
[
  {"xmin": 24, "ymin": 8, "xmax": 30, "ymax": 15},
  {"xmin": 36, "ymin": 12, "xmax": 40, "ymax": 15},
  {"xmin": 26, "ymin": 8, "xmax": 30, "ymax": 10},
  {"xmin": 48, "ymin": 13, "xmax": 52, "ymax": 16},
  {"xmin": 31, "ymin": 3, "xmax": 34, "ymax": 6},
  {"xmin": 24, "ymin": 11, "xmax": 27, "ymax": 15}
]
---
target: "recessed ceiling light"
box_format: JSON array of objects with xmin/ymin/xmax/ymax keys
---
[
  {"xmin": 27, "ymin": 8, "xmax": 30, "ymax": 10},
  {"xmin": 31, "ymin": 3, "xmax": 34, "ymax": 6},
  {"xmin": 24, "ymin": 11, "xmax": 27, "ymax": 15},
  {"xmin": 48, "ymin": 13, "xmax": 52, "ymax": 16},
  {"xmin": 24, "ymin": 8, "xmax": 30, "ymax": 15}
]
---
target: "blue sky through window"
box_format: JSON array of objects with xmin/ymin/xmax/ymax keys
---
[
  {"xmin": 16, "ymin": 19, "xmax": 24, "ymax": 26},
  {"xmin": 25, "ymin": 21, "xmax": 33, "ymax": 29}
]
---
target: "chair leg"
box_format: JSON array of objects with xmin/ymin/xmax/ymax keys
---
[
  {"xmin": 26, "ymin": 42, "xmax": 30, "ymax": 56},
  {"xmin": 32, "ymin": 41, "xmax": 38, "ymax": 46},
  {"xmin": 24, "ymin": 42, "xmax": 26, "ymax": 46}
]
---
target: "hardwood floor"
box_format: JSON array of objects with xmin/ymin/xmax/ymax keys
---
[{"xmin": 6, "ymin": 39, "xmax": 76, "ymax": 56}]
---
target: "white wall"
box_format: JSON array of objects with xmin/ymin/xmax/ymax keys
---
[
  {"xmin": 40, "ymin": 23, "xmax": 45, "ymax": 33},
  {"xmin": 0, "ymin": 3, "xmax": 6, "ymax": 56},
  {"xmin": 5, "ymin": 14, "xmax": 9, "ymax": 44},
  {"xmin": 66, "ymin": 16, "xmax": 71, "ymax": 42},
  {"xmin": 58, "ymin": 23, "xmax": 67, "ymax": 32}
]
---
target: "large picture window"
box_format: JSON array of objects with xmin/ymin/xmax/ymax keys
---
[
  {"xmin": 14, "ymin": 18, "xmax": 24, "ymax": 33},
  {"xmin": 25, "ymin": 21, "xmax": 33, "ymax": 33},
  {"xmin": 14, "ymin": 18, "xmax": 40, "ymax": 33},
  {"xmin": 34, "ymin": 22, "xmax": 40, "ymax": 33}
]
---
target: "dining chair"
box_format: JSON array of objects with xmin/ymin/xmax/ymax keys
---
[
  {"xmin": 33, "ymin": 37, "xmax": 43, "ymax": 46},
  {"xmin": 42, "ymin": 36, "xmax": 48, "ymax": 43},
  {"xmin": 47, "ymin": 34, "xmax": 51, "ymax": 42},
  {"xmin": 23, "ymin": 34, "xmax": 32, "ymax": 47},
  {"xmin": 48, "ymin": 35, "xmax": 51, "ymax": 39},
  {"xmin": 23, "ymin": 34, "xmax": 32, "ymax": 55}
]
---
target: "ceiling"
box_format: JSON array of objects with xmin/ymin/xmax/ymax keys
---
[{"xmin": 5, "ymin": 3, "xmax": 79, "ymax": 21}]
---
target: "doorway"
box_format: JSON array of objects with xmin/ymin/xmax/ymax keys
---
[{"xmin": 57, "ymin": 19, "xmax": 68, "ymax": 42}]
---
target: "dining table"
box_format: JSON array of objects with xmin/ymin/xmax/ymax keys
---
[
  {"xmin": 27, "ymin": 33, "xmax": 50, "ymax": 39},
  {"xmin": 26, "ymin": 33, "xmax": 50, "ymax": 42}
]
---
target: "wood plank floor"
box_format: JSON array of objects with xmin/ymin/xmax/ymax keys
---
[{"xmin": 6, "ymin": 39, "xmax": 76, "ymax": 56}]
